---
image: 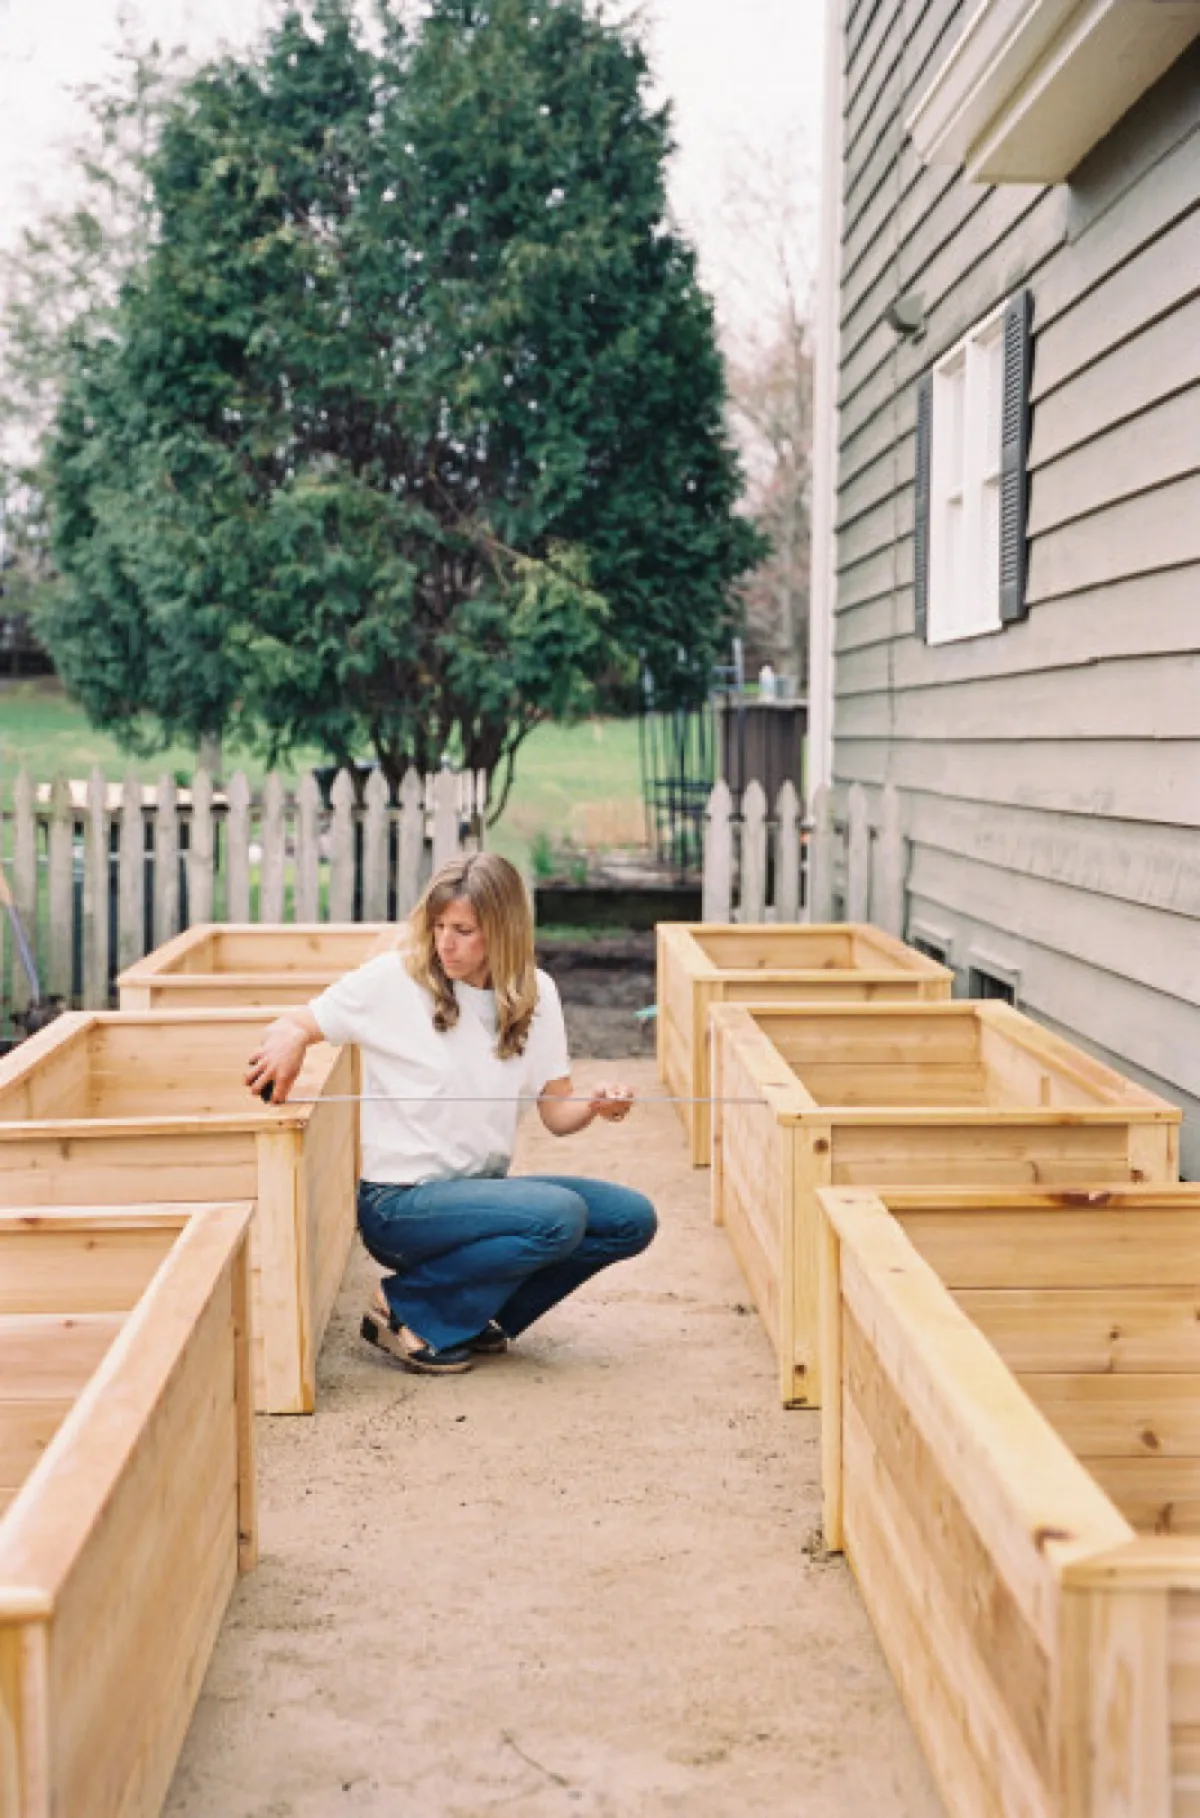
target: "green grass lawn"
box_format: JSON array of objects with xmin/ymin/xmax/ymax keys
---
[{"xmin": 0, "ymin": 679, "xmax": 646, "ymax": 874}]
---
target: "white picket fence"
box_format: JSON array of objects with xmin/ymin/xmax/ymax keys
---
[
  {"xmin": 701, "ymin": 778, "xmax": 907, "ymax": 930},
  {"xmin": 0, "ymin": 764, "xmax": 484, "ymax": 1022}
]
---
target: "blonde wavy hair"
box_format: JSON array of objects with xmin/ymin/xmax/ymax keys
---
[{"xmin": 405, "ymin": 853, "xmax": 538, "ymax": 1060}]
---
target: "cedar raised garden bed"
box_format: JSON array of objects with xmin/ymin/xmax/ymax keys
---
[
  {"xmin": 117, "ymin": 921, "xmax": 393, "ymax": 1010},
  {"xmin": 818, "ymin": 1184, "xmax": 1200, "ymax": 1818},
  {"xmin": 0, "ymin": 1200, "xmax": 255, "ymax": 1818},
  {"xmin": 656, "ymin": 923, "xmax": 952, "ymax": 1166},
  {"xmin": 709, "ymin": 1001, "xmax": 1180, "ymax": 1406},
  {"xmin": 0, "ymin": 1009, "xmax": 359, "ymax": 1413}
]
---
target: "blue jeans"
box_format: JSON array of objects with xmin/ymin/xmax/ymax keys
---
[{"xmin": 357, "ymin": 1174, "xmax": 658, "ymax": 1353}]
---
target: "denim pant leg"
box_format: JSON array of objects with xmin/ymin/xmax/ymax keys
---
[
  {"xmin": 357, "ymin": 1176, "xmax": 587, "ymax": 1352},
  {"xmin": 493, "ymin": 1176, "xmax": 658, "ymax": 1338}
]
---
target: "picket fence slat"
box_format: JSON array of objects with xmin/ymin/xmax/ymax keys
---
[{"xmin": 0, "ymin": 762, "xmax": 482, "ymax": 1035}]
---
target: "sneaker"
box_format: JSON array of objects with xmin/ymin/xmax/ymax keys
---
[{"xmin": 359, "ymin": 1309, "xmax": 474, "ymax": 1375}]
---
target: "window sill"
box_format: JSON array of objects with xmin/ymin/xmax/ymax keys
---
[{"xmin": 905, "ymin": 0, "xmax": 1200, "ymax": 184}]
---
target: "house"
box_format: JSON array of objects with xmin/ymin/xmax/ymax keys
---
[{"xmin": 807, "ymin": 1, "xmax": 1200, "ymax": 1174}]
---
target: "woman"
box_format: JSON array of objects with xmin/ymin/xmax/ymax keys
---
[{"xmin": 246, "ymin": 852, "xmax": 657, "ymax": 1375}]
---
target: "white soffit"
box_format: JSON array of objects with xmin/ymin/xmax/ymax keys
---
[{"xmin": 906, "ymin": 0, "xmax": 1200, "ymax": 183}]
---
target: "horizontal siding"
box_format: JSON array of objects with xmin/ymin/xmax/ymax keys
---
[{"xmin": 832, "ymin": 11, "xmax": 1200, "ymax": 1166}]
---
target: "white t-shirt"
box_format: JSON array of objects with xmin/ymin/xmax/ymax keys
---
[{"xmin": 310, "ymin": 951, "xmax": 571, "ymax": 1186}]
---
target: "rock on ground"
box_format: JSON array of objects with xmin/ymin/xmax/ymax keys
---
[{"xmin": 165, "ymin": 1058, "xmax": 943, "ymax": 1818}]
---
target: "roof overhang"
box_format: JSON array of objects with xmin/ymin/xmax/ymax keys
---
[{"xmin": 906, "ymin": 0, "xmax": 1200, "ymax": 183}]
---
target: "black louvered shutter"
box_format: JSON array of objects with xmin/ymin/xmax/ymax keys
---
[
  {"xmin": 999, "ymin": 288, "xmax": 1033, "ymax": 624},
  {"xmin": 913, "ymin": 371, "xmax": 933, "ymax": 643}
]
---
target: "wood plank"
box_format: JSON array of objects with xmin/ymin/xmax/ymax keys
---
[
  {"xmin": 954, "ymin": 1289, "xmax": 1200, "ymax": 1375},
  {"xmin": 843, "ymin": 1393, "xmax": 1053, "ymax": 1818},
  {"xmin": 829, "ymin": 1118, "xmax": 1135, "ymax": 1188},
  {"xmin": 899, "ymin": 1209, "xmax": 1200, "ymax": 1290},
  {"xmin": 1091, "ymin": 1459, "xmax": 1200, "ymax": 1536},
  {"xmin": 0, "ymin": 1227, "xmax": 174, "ymax": 1314},
  {"xmin": 0, "ymin": 1313, "xmax": 122, "ymax": 1398},
  {"xmin": 1019, "ymin": 1374, "xmax": 1200, "ymax": 1460},
  {"xmin": 1028, "ymin": 475, "xmax": 1200, "ymax": 604}
]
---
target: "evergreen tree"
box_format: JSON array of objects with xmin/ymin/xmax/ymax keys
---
[{"xmin": 44, "ymin": 0, "xmax": 758, "ymax": 802}]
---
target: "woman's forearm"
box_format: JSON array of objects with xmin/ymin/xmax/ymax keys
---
[{"xmin": 245, "ymin": 1007, "xmax": 324, "ymax": 1103}]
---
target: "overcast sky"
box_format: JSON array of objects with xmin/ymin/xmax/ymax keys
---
[{"xmin": 0, "ymin": 0, "xmax": 825, "ymax": 337}]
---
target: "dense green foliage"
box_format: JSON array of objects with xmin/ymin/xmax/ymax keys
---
[{"xmin": 43, "ymin": 0, "xmax": 757, "ymax": 800}]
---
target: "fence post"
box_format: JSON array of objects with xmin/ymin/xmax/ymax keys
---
[
  {"xmin": 83, "ymin": 768, "xmax": 110, "ymax": 1008},
  {"xmin": 396, "ymin": 768, "xmax": 423, "ymax": 916},
  {"xmin": 740, "ymin": 780, "xmax": 768, "ymax": 922},
  {"xmin": 294, "ymin": 772, "xmax": 321, "ymax": 923},
  {"xmin": 189, "ymin": 769, "xmax": 215, "ymax": 925},
  {"xmin": 362, "ymin": 769, "xmax": 390, "ymax": 921},
  {"xmin": 846, "ymin": 782, "xmax": 871, "ymax": 924},
  {"xmin": 702, "ymin": 780, "xmax": 733, "ymax": 923},
  {"xmin": 774, "ymin": 780, "xmax": 801, "ymax": 924},
  {"xmin": 154, "ymin": 772, "xmax": 181, "ymax": 947},
  {"xmin": 46, "ymin": 775, "xmax": 74, "ymax": 1000},
  {"xmin": 328, "ymin": 769, "xmax": 355, "ymax": 923},
  {"xmin": 259, "ymin": 772, "xmax": 287, "ymax": 924},
  {"xmin": 12, "ymin": 767, "xmax": 36, "ymax": 1012},
  {"xmin": 431, "ymin": 769, "xmax": 459, "ymax": 874},
  {"xmin": 226, "ymin": 772, "xmax": 252, "ymax": 922},
  {"xmin": 118, "ymin": 772, "xmax": 145, "ymax": 969},
  {"xmin": 806, "ymin": 785, "xmax": 837, "ymax": 923},
  {"xmin": 875, "ymin": 783, "xmax": 907, "ymax": 938}
]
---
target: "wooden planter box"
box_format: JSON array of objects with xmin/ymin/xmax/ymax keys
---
[
  {"xmin": 1, "ymin": 1200, "xmax": 256, "ymax": 1818},
  {"xmin": 118, "ymin": 921, "xmax": 394, "ymax": 1010},
  {"xmin": 0, "ymin": 1010, "xmax": 359, "ymax": 1414},
  {"xmin": 656, "ymin": 923, "xmax": 952, "ymax": 1165},
  {"xmin": 710, "ymin": 1001, "xmax": 1180, "ymax": 1406},
  {"xmin": 818, "ymin": 1184, "xmax": 1200, "ymax": 1818}
]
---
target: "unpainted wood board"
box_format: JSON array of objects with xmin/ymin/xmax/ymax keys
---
[
  {"xmin": 0, "ymin": 1226, "xmax": 174, "ymax": 1313},
  {"xmin": 829, "ymin": 1118, "xmax": 1137, "ymax": 1189},
  {"xmin": 0, "ymin": 1399, "xmax": 73, "ymax": 1490},
  {"xmin": 304, "ymin": 1086, "xmax": 358, "ymax": 1356},
  {"xmin": 1031, "ymin": 295, "xmax": 1200, "ymax": 467},
  {"xmin": 765, "ymin": 1007, "xmax": 983, "ymax": 1068},
  {"xmin": 1087, "ymin": 1459, "xmax": 1200, "ymax": 1534},
  {"xmin": 209, "ymin": 925, "xmax": 385, "ymax": 972},
  {"xmin": 0, "ymin": 1313, "xmax": 122, "ymax": 1399},
  {"xmin": 690, "ymin": 928, "xmax": 859, "ymax": 969},
  {"xmin": 796, "ymin": 1061, "xmax": 991, "ymax": 1108},
  {"xmin": 832, "ymin": 736, "xmax": 1200, "ymax": 828},
  {"xmin": 0, "ymin": 1134, "xmax": 259, "ymax": 1209},
  {"xmin": 953, "ymin": 1288, "xmax": 1200, "ymax": 1375},
  {"xmin": 1019, "ymin": 1373, "xmax": 1200, "ymax": 1460},
  {"xmin": 842, "ymin": 1392, "xmax": 1053, "ymax": 1818},
  {"xmin": 901, "ymin": 1210, "xmax": 1200, "ymax": 1289}
]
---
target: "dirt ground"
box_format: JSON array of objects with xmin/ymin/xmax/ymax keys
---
[{"xmin": 164, "ymin": 1051, "xmax": 944, "ymax": 1818}]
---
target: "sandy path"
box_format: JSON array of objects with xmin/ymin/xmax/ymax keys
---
[{"xmin": 165, "ymin": 1058, "xmax": 943, "ymax": 1818}]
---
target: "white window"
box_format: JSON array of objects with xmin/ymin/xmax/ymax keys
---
[{"xmin": 927, "ymin": 301, "xmax": 1007, "ymax": 645}]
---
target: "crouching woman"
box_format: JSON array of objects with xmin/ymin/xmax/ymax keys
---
[{"xmin": 246, "ymin": 852, "xmax": 657, "ymax": 1375}]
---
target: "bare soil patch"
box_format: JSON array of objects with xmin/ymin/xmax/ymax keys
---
[{"xmin": 165, "ymin": 1058, "xmax": 942, "ymax": 1818}]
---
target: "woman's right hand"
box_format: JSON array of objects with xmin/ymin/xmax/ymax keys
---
[{"xmin": 245, "ymin": 1009, "xmax": 320, "ymax": 1106}]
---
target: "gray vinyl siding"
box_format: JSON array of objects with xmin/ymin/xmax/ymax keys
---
[{"xmin": 832, "ymin": 9, "xmax": 1200, "ymax": 1171}]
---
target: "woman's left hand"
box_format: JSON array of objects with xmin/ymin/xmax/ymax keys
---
[{"xmin": 588, "ymin": 1082, "xmax": 635, "ymax": 1123}]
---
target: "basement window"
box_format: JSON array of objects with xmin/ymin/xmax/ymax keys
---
[{"xmin": 968, "ymin": 964, "xmax": 1018, "ymax": 1005}]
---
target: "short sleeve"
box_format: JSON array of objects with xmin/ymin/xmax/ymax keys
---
[
  {"xmin": 310, "ymin": 952, "xmax": 399, "ymax": 1046},
  {"xmin": 526, "ymin": 970, "xmax": 571, "ymax": 1091}
]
